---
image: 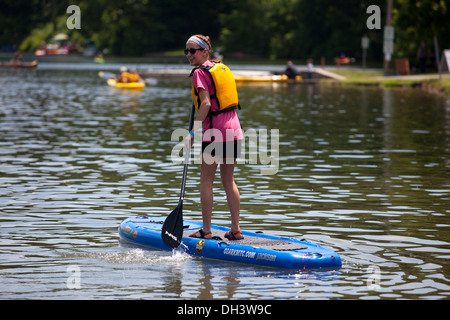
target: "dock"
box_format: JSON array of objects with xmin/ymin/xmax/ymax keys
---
[
  {"xmin": 139, "ymin": 67, "xmax": 346, "ymax": 83},
  {"xmin": 313, "ymin": 68, "xmax": 347, "ymax": 80}
]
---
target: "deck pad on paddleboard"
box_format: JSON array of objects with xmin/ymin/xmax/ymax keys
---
[
  {"xmin": 184, "ymin": 229, "xmax": 308, "ymax": 251},
  {"xmin": 119, "ymin": 216, "xmax": 341, "ymax": 269}
]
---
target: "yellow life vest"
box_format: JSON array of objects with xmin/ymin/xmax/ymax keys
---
[
  {"xmin": 190, "ymin": 62, "xmax": 240, "ymax": 114},
  {"xmin": 128, "ymin": 73, "xmax": 140, "ymax": 82}
]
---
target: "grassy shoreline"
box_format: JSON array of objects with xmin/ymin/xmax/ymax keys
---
[{"xmin": 329, "ymin": 69, "xmax": 450, "ymax": 96}]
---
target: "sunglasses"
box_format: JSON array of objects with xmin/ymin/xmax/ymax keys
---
[{"xmin": 184, "ymin": 48, "xmax": 205, "ymax": 55}]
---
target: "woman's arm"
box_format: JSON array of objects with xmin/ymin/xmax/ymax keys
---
[{"xmin": 192, "ymin": 88, "xmax": 211, "ymax": 134}]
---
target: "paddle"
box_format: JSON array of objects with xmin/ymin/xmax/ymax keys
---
[
  {"xmin": 144, "ymin": 78, "xmax": 158, "ymax": 85},
  {"xmin": 161, "ymin": 103, "xmax": 196, "ymax": 249},
  {"xmin": 98, "ymin": 71, "xmax": 115, "ymax": 79}
]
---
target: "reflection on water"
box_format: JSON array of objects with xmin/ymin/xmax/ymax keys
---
[{"xmin": 0, "ymin": 68, "xmax": 449, "ymax": 299}]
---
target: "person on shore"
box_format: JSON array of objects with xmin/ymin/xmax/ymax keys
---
[
  {"xmin": 284, "ymin": 61, "xmax": 298, "ymax": 79},
  {"xmin": 417, "ymin": 41, "xmax": 430, "ymax": 73},
  {"xmin": 307, "ymin": 58, "xmax": 314, "ymax": 79},
  {"xmin": 185, "ymin": 34, "xmax": 244, "ymax": 240}
]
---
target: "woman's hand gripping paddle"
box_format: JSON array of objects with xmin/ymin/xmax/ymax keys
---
[{"xmin": 161, "ymin": 104, "xmax": 195, "ymax": 249}]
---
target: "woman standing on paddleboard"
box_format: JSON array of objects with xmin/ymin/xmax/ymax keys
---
[{"xmin": 185, "ymin": 34, "xmax": 244, "ymax": 240}]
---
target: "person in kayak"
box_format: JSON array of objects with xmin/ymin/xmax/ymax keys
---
[
  {"xmin": 116, "ymin": 67, "xmax": 140, "ymax": 83},
  {"xmin": 185, "ymin": 34, "xmax": 244, "ymax": 240},
  {"xmin": 128, "ymin": 69, "xmax": 141, "ymax": 82},
  {"xmin": 9, "ymin": 51, "xmax": 23, "ymax": 66}
]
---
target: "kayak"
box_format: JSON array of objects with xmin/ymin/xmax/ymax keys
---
[
  {"xmin": 0, "ymin": 60, "xmax": 38, "ymax": 68},
  {"xmin": 234, "ymin": 74, "xmax": 302, "ymax": 83},
  {"xmin": 107, "ymin": 78, "xmax": 145, "ymax": 89},
  {"xmin": 118, "ymin": 216, "xmax": 342, "ymax": 269}
]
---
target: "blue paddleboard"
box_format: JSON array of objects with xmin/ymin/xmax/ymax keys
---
[{"xmin": 118, "ymin": 216, "xmax": 341, "ymax": 269}]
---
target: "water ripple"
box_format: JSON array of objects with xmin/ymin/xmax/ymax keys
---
[{"xmin": 0, "ymin": 69, "xmax": 449, "ymax": 299}]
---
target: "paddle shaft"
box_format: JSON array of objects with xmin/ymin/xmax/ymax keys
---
[
  {"xmin": 161, "ymin": 103, "xmax": 196, "ymax": 248},
  {"xmin": 98, "ymin": 71, "xmax": 115, "ymax": 79},
  {"xmin": 178, "ymin": 103, "xmax": 195, "ymax": 203}
]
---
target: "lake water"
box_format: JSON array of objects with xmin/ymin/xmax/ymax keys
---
[{"xmin": 0, "ymin": 64, "xmax": 449, "ymax": 300}]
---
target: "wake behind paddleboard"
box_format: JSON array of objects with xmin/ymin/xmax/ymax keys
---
[{"xmin": 118, "ymin": 216, "xmax": 341, "ymax": 269}]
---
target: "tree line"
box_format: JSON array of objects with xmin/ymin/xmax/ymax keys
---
[{"xmin": 1, "ymin": 0, "xmax": 449, "ymax": 66}]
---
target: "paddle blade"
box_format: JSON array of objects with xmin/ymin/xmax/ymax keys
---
[
  {"xmin": 145, "ymin": 78, "xmax": 158, "ymax": 85},
  {"xmin": 161, "ymin": 203, "xmax": 184, "ymax": 249},
  {"xmin": 98, "ymin": 71, "xmax": 115, "ymax": 79}
]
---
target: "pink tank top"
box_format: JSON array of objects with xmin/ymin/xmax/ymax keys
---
[{"xmin": 191, "ymin": 61, "xmax": 243, "ymax": 143}]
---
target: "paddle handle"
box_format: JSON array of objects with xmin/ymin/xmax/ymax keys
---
[{"xmin": 178, "ymin": 103, "xmax": 195, "ymax": 202}]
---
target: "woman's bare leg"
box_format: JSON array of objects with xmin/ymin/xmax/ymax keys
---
[
  {"xmin": 200, "ymin": 154, "xmax": 218, "ymax": 234},
  {"xmin": 220, "ymin": 160, "xmax": 240, "ymax": 233}
]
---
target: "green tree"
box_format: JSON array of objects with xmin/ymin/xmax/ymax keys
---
[
  {"xmin": 219, "ymin": 0, "xmax": 302, "ymax": 59},
  {"xmin": 292, "ymin": 0, "xmax": 379, "ymax": 60},
  {"xmin": 92, "ymin": 0, "xmax": 230, "ymax": 56},
  {"xmin": 219, "ymin": 0, "xmax": 385, "ymax": 62},
  {"xmin": 3, "ymin": 0, "xmax": 448, "ymax": 64},
  {"xmin": 393, "ymin": 0, "xmax": 450, "ymax": 66}
]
